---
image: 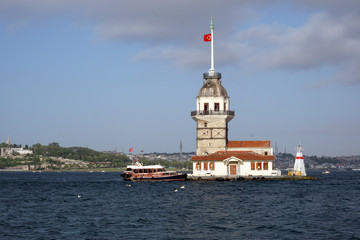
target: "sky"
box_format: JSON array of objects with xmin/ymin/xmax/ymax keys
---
[{"xmin": 0, "ymin": 0, "xmax": 359, "ymax": 157}]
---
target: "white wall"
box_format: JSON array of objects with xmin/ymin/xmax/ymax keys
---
[
  {"xmin": 197, "ymin": 96, "xmax": 229, "ymax": 111},
  {"xmin": 192, "ymin": 160, "xmax": 277, "ymax": 177},
  {"xmin": 227, "ymin": 147, "xmax": 273, "ymax": 156}
]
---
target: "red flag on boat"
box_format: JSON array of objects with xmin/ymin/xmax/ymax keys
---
[
  {"xmin": 204, "ymin": 33, "xmax": 211, "ymax": 42},
  {"xmin": 129, "ymin": 147, "xmax": 133, "ymax": 152}
]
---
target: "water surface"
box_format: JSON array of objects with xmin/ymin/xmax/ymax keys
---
[{"xmin": 0, "ymin": 171, "xmax": 359, "ymax": 239}]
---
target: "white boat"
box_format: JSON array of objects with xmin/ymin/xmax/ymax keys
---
[{"xmin": 121, "ymin": 160, "xmax": 187, "ymax": 182}]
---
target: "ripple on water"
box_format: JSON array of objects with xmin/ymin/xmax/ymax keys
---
[{"xmin": 1, "ymin": 171, "xmax": 360, "ymax": 239}]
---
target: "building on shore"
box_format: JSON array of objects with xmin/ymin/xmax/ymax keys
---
[
  {"xmin": 0, "ymin": 137, "xmax": 33, "ymax": 157},
  {"xmin": 189, "ymin": 16, "xmax": 281, "ymax": 178}
]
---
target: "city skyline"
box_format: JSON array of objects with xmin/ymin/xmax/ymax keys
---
[{"xmin": 1, "ymin": 1, "xmax": 359, "ymax": 156}]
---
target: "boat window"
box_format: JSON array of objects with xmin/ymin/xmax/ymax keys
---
[
  {"xmin": 144, "ymin": 169, "xmax": 148, "ymax": 173},
  {"xmin": 148, "ymin": 169, "xmax": 153, "ymax": 173},
  {"xmin": 126, "ymin": 168, "xmax": 132, "ymax": 171},
  {"xmin": 139, "ymin": 169, "xmax": 143, "ymax": 173},
  {"xmin": 134, "ymin": 169, "xmax": 139, "ymax": 173},
  {"xmin": 158, "ymin": 168, "xmax": 164, "ymax": 172}
]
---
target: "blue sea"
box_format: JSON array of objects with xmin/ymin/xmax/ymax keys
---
[{"xmin": 0, "ymin": 171, "xmax": 359, "ymax": 240}]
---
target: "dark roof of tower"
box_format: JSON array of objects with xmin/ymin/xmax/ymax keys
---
[{"xmin": 197, "ymin": 78, "xmax": 228, "ymax": 97}]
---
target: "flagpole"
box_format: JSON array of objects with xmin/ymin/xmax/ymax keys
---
[{"xmin": 210, "ymin": 13, "xmax": 215, "ymax": 75}]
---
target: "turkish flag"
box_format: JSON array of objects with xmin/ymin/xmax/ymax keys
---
[
  {"xmin": 204, "ymin": 33, "xmax": 211, "ymax": 42},
  {"xmin": 129, "ymin": 147, "xmax": 133, "ymax": 152}
]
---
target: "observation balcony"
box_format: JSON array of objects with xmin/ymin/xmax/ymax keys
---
[
  {"xmin": 191, "ymin": 110, "xmax": 235, "ymax": 117},
  {"xmin": 203, "ymin": 72, "xmax": 222, "ymax": 79}
]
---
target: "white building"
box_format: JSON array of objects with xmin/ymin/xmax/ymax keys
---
[
  {"xmin": 190, "ymin": 16, "xmax": 280, "ymax": 178},
  {"xmin": 0, "ymin": 147, "xmax": 33, "ymax": 156}
]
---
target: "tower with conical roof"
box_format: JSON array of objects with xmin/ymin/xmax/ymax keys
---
[{"xmin": 191, "ymin": 15, "xmax": 234, "ymax": 155}]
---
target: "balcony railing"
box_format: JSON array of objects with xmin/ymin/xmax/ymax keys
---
[
  {"xmin": 191, "ymin": 110, "xmax": 235, "ymax": 116},
  {"xmin": 203, "ymin": 72, "xmax": 222, "ymax": 79}
]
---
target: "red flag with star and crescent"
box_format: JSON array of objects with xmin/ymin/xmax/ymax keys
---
[{"xmin": 204, "ymin": 33, "xmax": 212, "ymax": 42}]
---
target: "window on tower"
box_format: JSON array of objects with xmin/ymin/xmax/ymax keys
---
[
  {"xmin": 224, "ymin": 103, "xmax": 227, "ymax": 111},
  {"xmin": 204, "ymin": 103, "xmax": 209, "ymax": 113},
  {"xmin": 214, "ymin": 103, "xmax": 219, "ymax": 111},
  {"xmin": 204, "ymin": 122, "xmax": 207, "ymax": 127}
]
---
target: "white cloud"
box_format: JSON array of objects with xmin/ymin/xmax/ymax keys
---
[
  {"xmin": 1, "ymin": 0, "xmax": 360, "ymax": 85},
  {"xmin": 237, "ymin": 13, "xmax": 360, "ymax": 85}
]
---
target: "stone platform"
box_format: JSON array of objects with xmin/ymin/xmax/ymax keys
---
[{"xmin": 186, "ymin": 174, "xmax": 317, "ymax": 181}]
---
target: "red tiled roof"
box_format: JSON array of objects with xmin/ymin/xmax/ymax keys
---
[
  {"xmin": 192, "ymin": 151, "xmax": 274, "ymax": 161},
  {"xmin": 226, "ymin": 140, "xmax": 271, "ymax": 148}
]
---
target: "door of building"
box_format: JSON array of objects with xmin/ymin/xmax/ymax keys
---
[{"xmin": 230, "ymin": 165, "xmax": 237, "ymax": 175}]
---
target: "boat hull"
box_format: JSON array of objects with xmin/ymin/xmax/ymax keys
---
[{"xmin": 122, "ymin": 173, "xmax": 187, "ymax": 182}]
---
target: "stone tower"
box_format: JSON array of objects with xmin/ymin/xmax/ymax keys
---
[{"xmin": 191, "ymin": 15, "xmax": 234, "ymax": 155}]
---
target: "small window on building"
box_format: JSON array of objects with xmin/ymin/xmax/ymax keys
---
[
  {"xmin": 256, "ymin": 162, "xmax": 262, "ymax": 170},
  {"xmin": 204, "ymin": 103, "xmax": 209, "ymax": 112},
  {"xmin": 204, "ymin": 122, "xmax": 207, "ymax": 127},
  {"xmin": 263, "ymin": 162, "xmax": 268, "ymax": 170},
  {"xmin": 224, "ymin": 103, "xmax": 227, "ymax": 111},
  {"xmin": 204, "ymin": 162, "xmax": 208, "ymax": 170},
  {"xmin": 210, "ymin": 162, "xmax": 215, "ymax": 170},
  {"xmin": 196, "ymin": 162, "xmax": 201, "ymax": 171},
  {"xmin": 251, "ymin": 162, "xmax": 255, "ymax": 170},
  {"xmin": 214, "ymin": 103, "xmax": 219, "ymax": 111},
  {"xmin": 265, "ymin": 151, "xmax": 268, "ymax": 155}
]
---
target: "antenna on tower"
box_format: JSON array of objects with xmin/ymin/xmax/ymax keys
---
[
  {"xmin": 209, "ymin": 13, "xmax": 215, "ymax": 76},
  {"xmin": 180, "ymin": 140, "xmax": 183, "ymax": 159}
]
